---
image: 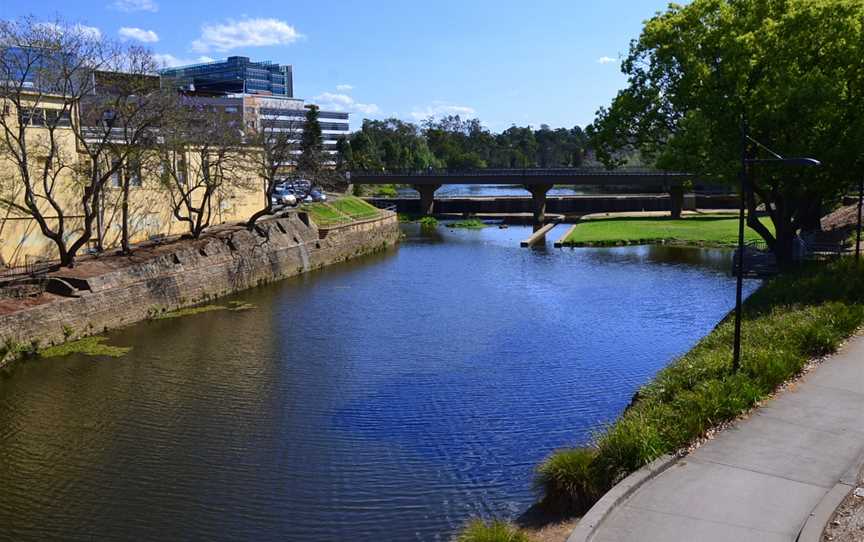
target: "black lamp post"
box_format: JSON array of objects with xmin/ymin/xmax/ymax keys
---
[
  {"xmin": 856, "ymin": 176, "xmax": 863, "ymax": 264},
  {"xmin": 732, "ymin": 124, "xmax": 821, "ymax": 372}
]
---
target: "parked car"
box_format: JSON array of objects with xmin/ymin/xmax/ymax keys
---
[
  {"xmin": 271, "ymin": 186, "xmax": 298, "ymax": 207},
  {"xmin": 310, "ymin": 189, "xmax": 327, "ymax": 202}
]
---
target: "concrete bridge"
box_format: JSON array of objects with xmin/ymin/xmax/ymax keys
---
[
  {"xmin": 365, "ymin": 193, "xmax": 738, "ymax": 220},
  {"xmin": 348, "ymin": 168, "xmax": 698, "ymax": 225}
]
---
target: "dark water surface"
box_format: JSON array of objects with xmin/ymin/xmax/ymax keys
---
[{"xmin": 0, "ymin": 225, "xmax": 758, "ymax": 541}]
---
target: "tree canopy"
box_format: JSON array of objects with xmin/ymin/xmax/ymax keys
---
[
  {"xmin": 341, "ymin": 116, "xmax": 590, "ymax": 172},
  {"xmin": 588, "ymin": 0, "xmax": 864, "ymax": 261}
]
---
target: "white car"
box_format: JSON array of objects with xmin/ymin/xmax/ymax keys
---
[{"xmin": 271, "ymin": 187, "xmax": 298, "ymax": 207}]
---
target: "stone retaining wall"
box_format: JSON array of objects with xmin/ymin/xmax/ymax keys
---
[{"xmin": 0, "ymin": 212, "xmax": 400, "ymax": 360}]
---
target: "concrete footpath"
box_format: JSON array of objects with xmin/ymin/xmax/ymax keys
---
[{"xmin": 574, "ymin": 333, "xmax": 864, "ymax": 542}]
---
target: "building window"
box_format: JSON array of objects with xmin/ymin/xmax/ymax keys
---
[
  {"xmin": 44, "ymin": 109, "xmax": 71, "ymax": 127},
  {"xmin": 178, "ymin": 155, "xmax": 187, "ymax": 186},
  {"xmin": 19, "ymin": 108, "xmax": 42, "ymax": 126},
  {"xmin": 128, "ymin": 160, "xmax": 142, "ymax": 187},
  {"xmin": 224, "ymin": 106, "xmax": 238, "ymax": 113},
  {"xmin": 110, "ymin": 159, "xmax": 122, "ymax": 188}
]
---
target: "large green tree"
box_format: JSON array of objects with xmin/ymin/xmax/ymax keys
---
[
  {"xmin": 348, "ymin": 118, "xmax": 439, "ymax": 171},
  {"xmin": 345, "ymin": 115, "xmax": 591, "ymax": 172},
  {"xmin": 588, "ymin": 0, "xmax": 864, "ymax": 263}
]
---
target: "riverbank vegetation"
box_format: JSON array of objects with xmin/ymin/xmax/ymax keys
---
[
  {"xmin": 303, "ymin": 196, "xmax": 381, "ymax": 227},
  {"xmin": 457, "ymin": 520, "xmax": 529, "ymax": 542},
  {"xmin": 419, "ymin": 216, "xmax": 439, "ymax": 229},
  {"xmin": 562, "ymin": 214, "xmax": 772, "ymax": 247},
  {"xmin": 353, "ymin": 183, "xmax": 400, "ymax": 198},
  {"xmin": 536, "ymin": 258, "xmax": 864, "ymax": 515},
  {"xmin": 447, "ymin": 219, "xmax": 487, "ymax": 229},
  {"xmin": 153, "ymin": 301, "xmax": 256, "ymax": 320},
  {"xmin": 39, "ymin": 336, "xmax": 131, "ymax": 358}
]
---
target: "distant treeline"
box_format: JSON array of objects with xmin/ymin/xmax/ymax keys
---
[{"xmin": 336, "ymin": 116, "xmax": 594, "ymax": 172}]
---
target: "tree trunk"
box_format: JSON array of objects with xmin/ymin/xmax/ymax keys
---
[
  {"xmin": 798, "ymin": 198, "xmax": 822, "ymax": 233},
  {"xmin": 773, "ymin": 226, "xmax": 798, "ymax": 266},
  {"xmin": 120, "ymin": 171, "xmax": 131, "ymax": 254},
  {"xmin": 246, "ymin": 184, "xmax": 273, "ymax": 231}
]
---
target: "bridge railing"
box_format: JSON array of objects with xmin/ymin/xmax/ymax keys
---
[{"xmin": 349, "ymin": 167, "xmax": 692, "ymax": 178}]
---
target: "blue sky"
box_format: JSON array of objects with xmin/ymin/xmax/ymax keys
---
[{"xmin": 1, "ymin": 0, "xmax": 673, "ymax": 131}]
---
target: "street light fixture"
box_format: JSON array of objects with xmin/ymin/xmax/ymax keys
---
[{"xmin": 732, "ymin": 125, "xmax": 821, "ymax": 372}]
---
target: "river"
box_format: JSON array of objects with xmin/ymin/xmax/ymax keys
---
[
  {"xmin": 396, "ymin": 185, "xmax": 593, "ymax": 197},
  {"xmin": 0, "ymin": 224, "xmax": 759, "ymax": 541}
]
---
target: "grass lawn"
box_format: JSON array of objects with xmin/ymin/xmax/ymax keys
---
[
  {"xmin": 534, "ymin": 258, "xmax": 864, "ymax": 516},
  {"xmin": 330, "ymin": 196, "xmax": 381, "ymax": 220},
  {"xmin": 563, "ymin": 214, "xmax": 773, "ymax": 247},
  {"xmin": 304, "ymin": 196, "xmax": 381, "ymax": 227}
]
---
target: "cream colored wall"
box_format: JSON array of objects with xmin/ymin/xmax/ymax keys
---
[
  {"xmin": 0, "ymin": 98, "xmax": 268, "ymax": 267},
  {"xmin": 0, "ymin": 95, "xmax": 86, "ymax": 265}
]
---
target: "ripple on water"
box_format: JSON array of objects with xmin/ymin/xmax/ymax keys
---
[{"xmin": 0, "ymin": 225, "xmax": 758, "ymax": 541}]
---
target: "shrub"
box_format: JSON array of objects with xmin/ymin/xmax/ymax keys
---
[
  {"xmin": 419, "ymin": 216, "xmax": 439, "ymax": 228},
  {"xmin": 457, "ymin": 520, "xmax": 529, "ymax": 542},
  {"xmin": 448, "ymin": 219, "xmax": 487, "ymax": 229},
  {"xmin": 374, "ymin": 184, "xmax": 399, "ymax": 198}
]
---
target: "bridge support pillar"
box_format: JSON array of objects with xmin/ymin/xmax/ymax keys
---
[
  {"xmin": 528, "ymin": 184, "xmax": 554, "ymax": 230},
  {"xmin": 669, "ymin": 186, "xmax": 684, "ymax": 219},
  {"xmin": 414, "ymin": 184, "xmax": 441, "ymax": 216}
]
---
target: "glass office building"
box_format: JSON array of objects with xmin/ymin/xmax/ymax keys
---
[{"xmin": 159, "ymin": 56, "xmax": 293, "ymax": 97}]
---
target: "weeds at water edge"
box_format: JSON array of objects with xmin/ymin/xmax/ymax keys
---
[
  {"xmin": 535, "ymin": 258, "xmax": 864, "ymax": 516},
  {"xmin": 457, "ymin": 520, "xmax": 530, "ymax": 542}
]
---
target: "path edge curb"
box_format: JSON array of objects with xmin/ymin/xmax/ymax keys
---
[
  {"xmin": 566, "ymin": 453, "xmax": 678, "ymax": 542},
  {"xmin": 796, "ymin": 482, "xmax": 852, "ymax": 542}
]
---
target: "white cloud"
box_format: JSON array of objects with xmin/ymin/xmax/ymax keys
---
[
  {"xmin": 409, "ymin": 102, "xmax": 476, "ymax": 121},
  {"xmin": 110, "ymin": 0, "xmax": 158, "ymax": 12},
  {"xmin": 314, "ymin": 92, "xmax": 380, "ymax": 116},
  {"xmin": 37, "ymin": 22, "xmax": 102, "ymax": 40},
  {"xmin": 152, "ymin": 53, "xmax": 217, "ymax": 68},
  {"xmin": 336, "ymin": 84, "xmax": 353, "ymax": 92},
  {"xmin": 597, "ymin": 56, "xmax": 616, "ymax": 65},
  {"xmin": 191, "ymin": 18, "xmax": 302, "ymax": 53},
  {"xmin": 119, "ymin": 27, "xmax": 159, "ymax": 43}
]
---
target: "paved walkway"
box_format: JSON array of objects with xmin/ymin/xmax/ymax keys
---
[{"xmin": 583, "ymin": 334, "xmax": 864, "ymax": 542}]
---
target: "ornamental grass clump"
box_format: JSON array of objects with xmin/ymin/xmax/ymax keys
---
[
  {"xmin": 535, "ymin": 447, "xmax": 600, "ymax": 514},
  {"xmin": 456, "ymin": 520, "xmax": 530, "ymax": 542},
  {"xmin": 536, "ymin": 259, "xmax": 864, "ymax": 516}
]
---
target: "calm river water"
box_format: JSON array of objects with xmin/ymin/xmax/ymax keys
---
[{"xmin": 0, "ymin": 224, "xmax": 758, "ymax": 541}]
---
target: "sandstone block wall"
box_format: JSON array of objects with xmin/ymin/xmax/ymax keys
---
[{"xmin": 0, "ymin": 212, "xmax": 400, "ymax": 358}]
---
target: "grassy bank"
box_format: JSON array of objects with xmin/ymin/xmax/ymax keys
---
[
  {"xmin": 562, "ymin": 214, "xmax": 773, "ymax": 247},
  {"xmin": 304, "ymin": 196, "xmax": 381, "ymax": 227},
  {"xmin": 535, "ymin": 258, "xmax": 864, "ymax": 515}
]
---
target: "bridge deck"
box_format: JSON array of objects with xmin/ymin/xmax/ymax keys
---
[{"xmin": 349, "ymin": 168, "xmax": 694, "ymax": 186}]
